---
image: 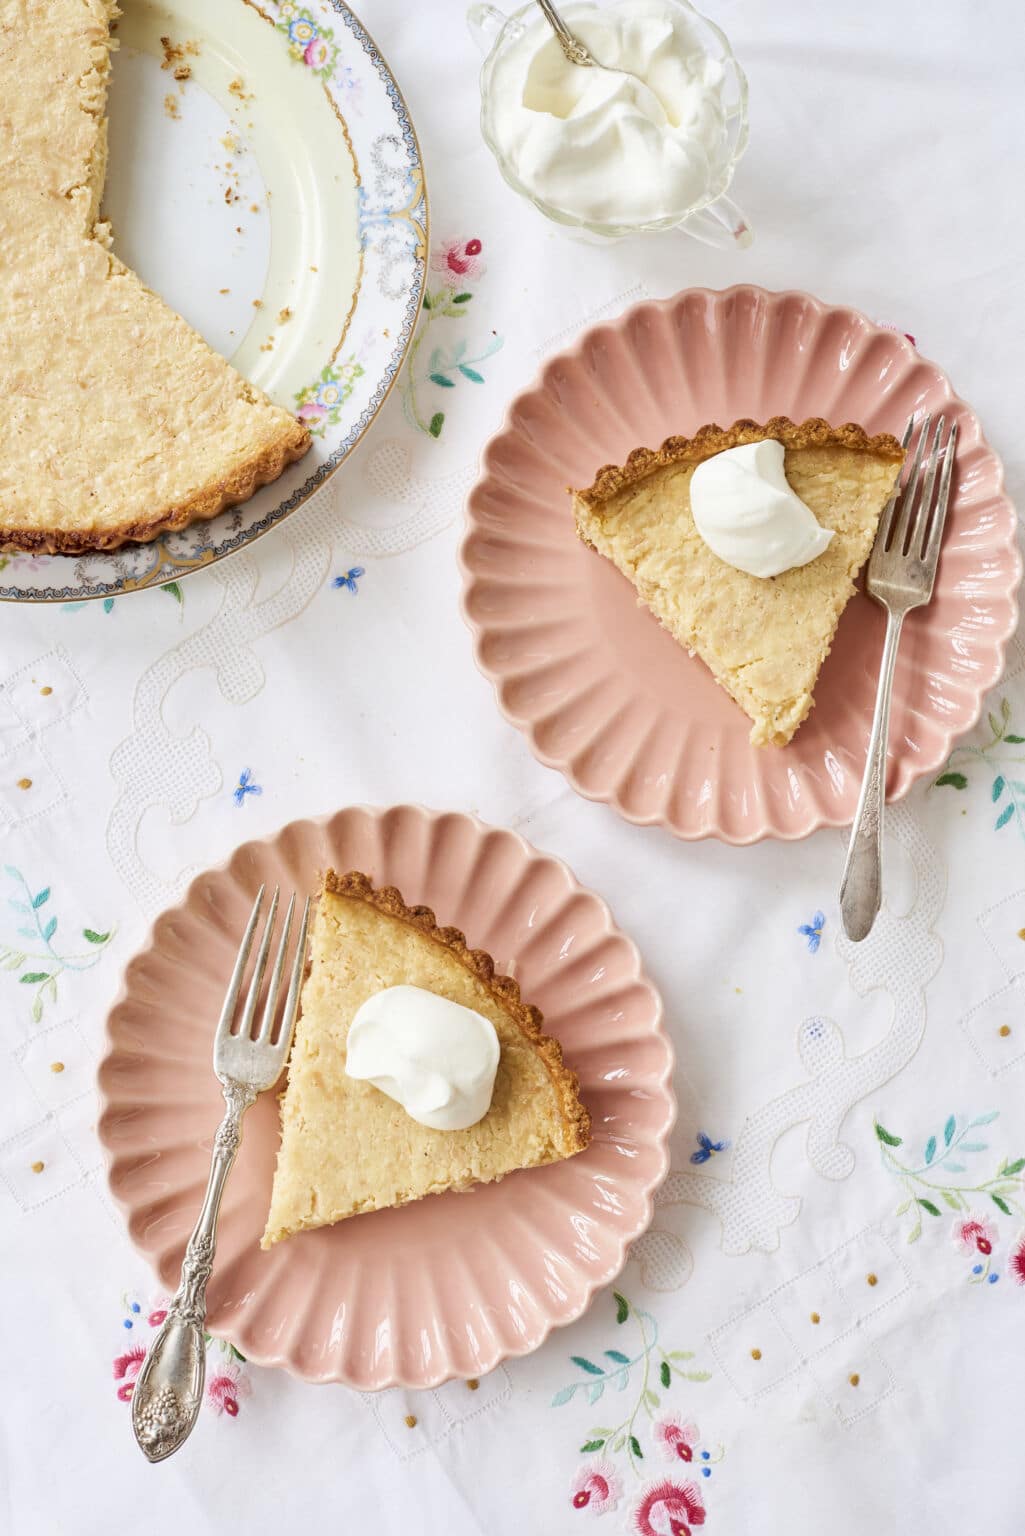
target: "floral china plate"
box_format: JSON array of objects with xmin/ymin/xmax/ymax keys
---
[
  {"xmin": 460, "ymin": 286, "xmax": 1021, "ymax": 843},
  {"xmin": 1, "ymin": 0, "xmax": 426, "ymax": 604},
  {"xmin": 97, "ymin": 804, "xmax": 675, "ymax": 1388}
]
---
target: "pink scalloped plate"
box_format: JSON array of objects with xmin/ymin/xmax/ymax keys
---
[
  {"xmin": 96, "ymin": 805, "xmax": 673, "ymax": 1388},
  {"xmin": 459, "ymin": 286, "xmax": 1021, "ymax": 843}
]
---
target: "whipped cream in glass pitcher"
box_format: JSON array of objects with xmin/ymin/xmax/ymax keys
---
[{"xmin": 467, "ymin": 0, "xmax": 751, "ymax": 246}]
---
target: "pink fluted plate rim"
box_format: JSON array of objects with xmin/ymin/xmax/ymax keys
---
[
  {"xmin": 459, "ymin": 286, "xmax": 1021, "ymax": 843},
  {"xmin": 97, "ymin": 805, "xmax": 674, "ymax": 1389}
]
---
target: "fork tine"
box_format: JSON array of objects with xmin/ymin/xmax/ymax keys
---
[
  {"xmin": 924, "ymin": 420, "xmax": 959, "ymax": 569},
  {"xmin": 274, "ymin": 896, "xmax": 311, "ymax": 1052},
  {"xmin": 215, "ymin": 885, "xmax": 265, "ymax": 1039},
  {"xmin": 256, "ymin": 892, "xmax": 295, "ymax": 1042},
  {"xmin": 876, "ymin": 415, "xmax": 916, "ymax": 549},
  {"xmin": 236, "ymin": 886, "xmax": 279, "ymax": 1039},
  {"xmin": 888, "ymin": 413, "xmax": 931, "ymax": 553},
  {"xmin": 909, "ymin": 416, "xmax": 946, "ymax": 557}
]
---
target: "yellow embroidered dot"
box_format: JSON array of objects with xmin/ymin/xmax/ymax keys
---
[
  {"xmin": 848, "ymin": 1373, "xmax": 860, "ymax": 1387},
  {"xmin": 466, "ymin": 1379, "xmax": 479, "ymax": 1391},
  {"xmin": 810, "ymin": 1312, "xmax": 820, "ymax": 1324},
  {"xmin": 750, "ymin": 1348, "xmax": 762, "ymax": 1361},
  {"xmin": 866, "ymin": 1273, "xmax": 878, "ymax": 1287},
  {"xmin": 999, "ymin": 1024, "xmax": 1012, "ymax": 1037},
  {"xmin": 40, "ymin": 686, "xmax": 52, "ymax": 696},
  {"xmin": 404, "ymin": 1414, "xmax": 417, "ymax": 1429},
  {"xmin": 31, "ymin": 1160, "xmax": 44, "ymax": 1173},
  {"xmin": 16, "ymin": 778, "xmax": 32, "ymax": 790},
  {"xmin": 50, "ymin": 1061, "xmax": 65, "ymax": 1073}
]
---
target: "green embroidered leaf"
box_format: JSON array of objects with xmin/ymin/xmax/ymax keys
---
[
  {"xmin": 942, "ymin": 1161, "xmax": 966, "ymax": 1173},
  {"xmin": 894, "ymin": 1198, "xmax": 912, "ymax": 1216},
  {"xmin": 995, "ymin": 803, "xmax": 1015, "ymax": 830},
  {"xmin": 604, "ymin": 1349, "xmax": 630, "ymax": 1364},
  {"xmin": 422, "ymin": 292, "xmax": 433, "ymax": 310},
  {"xmin": 660, "ymin": 1360, "xmax": 671, "ymax": 1388},
  {"xmin": 934, "ymin": 772, "xmax": 968, "ymax": 789},
  {"xmin": 613, "ymin": 1292, "xmax": 629, "ymax": 1324},
  {"xmin": 588, "ymin": 1427, "xmax": 615, "ymax": 1437},
  {"xmin": 629, "ymin": 1436, "xmax": 643, "ymax": 1459},
  {"xmin": 667, "ymin": 1350, "xmax": 695, "ymax": 1361},
  {"xmin": 580, "ymin": 1440, "xmax": 605, "ymax": 1453},
  {"xmin": 31, "ymin": 992, "xmax": 42, "ymax": 1023},
  {"xmin": 960, "ymin": 1142, "xmax": 988, "ymax": 1153},
  {"xmin": 4, "ymin": 864, "xmax": 19, "ymax": 879},
  {"xmin": 1005, "ymin": 734, "xmax": 1025, "ymax": 744},
  {"xmin": 969, "ymin": 1111, "xmax": 1000, "ymax": 1127},
  {"xmin": 944, "ymin": 1114, "xmax": 957, "ymax": 1145},
  {"xmin": 989, "ymin": 711, "xmax": 1002, "ymax": 738},
  {"xmin": 1001, "ymin": 1157, "xmax": 1025, "ymax": 1176},
  {"xmin": 32, "ymin": 888, "xmax": 50, "ymax": 909},
  {"xmin": 429, "ymin": 372, "xmax": 455, "ymax": 388},
  {"xmin": 43, "ymin": 976, "xmax": 56, "ymax": 1004},
  {"xmin": 924, "ymin": 1135, "xmax": 937, "ymax": 1164},
  {"xmin": 551, "ymin": 1384, "xmax": 576, "ymax": 1406},
  {"xmin": 452, "ymin": 292, "xmax": 472, "ymax": 303},
  {"xmin": 42, "ymin": 916, "xmax": 56, "ymax": 941},
  {"xmin": 993, "ymin": 775, "xmax": 1006, "ymax": 801},
  {"xmin": 83, "ymin": 929, "xmax": 111, "ymax": 944},
  {"xmin": 458, "ymin": 365, "xmax": 484, "ymax": 383},
  {"xmin": 992, "ymin": 1183, "xmax": 1020, "ymax": 1198},
  {"xmin": 587, "ymin": 1381, "xmax": 605, "ymax": 1404},
  {"xmin": 428, "ymin": 412, "xmax": 445, "ymax": 438},
  {"xmin": 991, "ymin": 1194, "xmax": 1013, "ymax": 1215},
  {"xmin": 2, "ymin": 952, "xmax": 24, "ymax": 970},
  {"xmin": 571, "ymin": 1356, "xmax": 605, "ymax": 1376},
  {"xmin": 228, "ymin": 1343, "xmax": 246, "ymax": 1362},
  {"xmin": 941, "ymin": 1189, "xmax": 961, "ymax": 1210},
  {"xmin": 1003, "ymin": 697, "xmax": 1012, "ymax": 721},
  {"xmin": 907, "ymin": 1218, "xmax": 922, "ymax": 1244},
  {"xmin": 875, "ymin": 1122, "xmax": 902, "ymax": 1147},
  {"xmin": 682, "ymin": 1370, "xmax": 712, "ymax": 1382},
  {"xmin": 161, "ymin": 582, "xmax": 183, "ymax": 604},
  {"xmin": 611, "ymin": 1434, "xmax": 625, "ymax": 1452},
  {"xmin": 643, "ymin": 1389, "xmax": 659, "ymax": 1410},
  {"xmin": 20, "ymin": 971, "xmax": 49, "ymax": 984},
  {"xmin": 915, "ymin": 1198, "xmax": 941, "ymax": 1217}
]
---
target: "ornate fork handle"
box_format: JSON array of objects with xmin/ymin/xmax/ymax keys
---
[{"xmin": 131, "ymin": 1080, "xmax": 257, "ymax": 1463}]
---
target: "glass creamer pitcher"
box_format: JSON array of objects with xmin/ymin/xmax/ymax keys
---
[{"xmin": 467, "ymin": 0, "xmax": 751, "ymax": 247}]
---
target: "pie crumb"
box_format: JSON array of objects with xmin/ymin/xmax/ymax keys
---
[
  {"xmin": 229, "ymin": 77, "xmax": 253, "ymax": 103},
  {"xmin": 173, "ymin": 64, "xmax": 191, "ymax": 83},
  {"xmin": 277, "ymin": 307, "xmax": 292, "ymax": 324},
  {"xmin": 404, "ymin": 1415, "xmax": 417, "ymax": 1429},
  {"xmin": 163, "ymin": 94, "xmax": 180, "ymax": 121}
]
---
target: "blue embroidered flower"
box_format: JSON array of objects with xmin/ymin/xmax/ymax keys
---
[
  {"xmin": 690, "ymin": 1132, "xmax": 730, "ymax": 1165},
  {"xmin": 798, "ymin": 910, "xmax": 825, "ymax": 953},
  {"xmin": 333, "ymin": 567, "xmax": 365, "ymax": 595},
  {"xmin": 233, "ymin": 768, "xmax": 262, "ymax": 807}
]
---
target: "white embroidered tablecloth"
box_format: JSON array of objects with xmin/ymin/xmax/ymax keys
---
[{"xmin": 3, "ymin": 1, "xmax": 1024, "ymax": 1531}]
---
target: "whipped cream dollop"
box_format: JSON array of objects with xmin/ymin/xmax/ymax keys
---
[
  {"xmin": 345, "ymin": 985, "xmax": 500, "ymax": 1132},
  {"xmin": 487, "ymin": 2, "xmax": 728, "ymax": 226},
  {"xmin": 689, "ymin": 439, "xmax": 835, "ymax": 578}
]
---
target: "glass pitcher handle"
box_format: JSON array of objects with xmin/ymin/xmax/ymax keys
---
[
  {"xmin": 682, "ymin": 192, "xmax": 753, "ymax": 250},
  {"xmin": 466, "ymin": 4, "xmax": 513, "ymax": 56}
]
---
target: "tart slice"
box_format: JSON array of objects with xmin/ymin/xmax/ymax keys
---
[
  {"xmin": 261, "ymin": 871, "xmax": 590, "ymax": 1246},
  {"xmin": 572, "ymin": 418, "xmax": 905, "ymax": 746},
  {"xmin": 0, "ymin": 0, "xmax": 311, "ymax": 554}
]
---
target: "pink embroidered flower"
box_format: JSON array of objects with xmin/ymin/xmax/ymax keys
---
[
  {"xmin": 304, "ymin": 37, "xmax": 330, "ymax": 69},
  {"xmin": 569, "ymin": 1460, "xmax": 623, "ymax": 1516},
  {"xmin": 113, "ymin": 1344, "xmax": 146, "ymax": 1401},
  {"xmin": 207, "ymin": 1362, "xmax": 251, "ymax": 1418},
  {"xmin": 148, "ymin": 1308, "xmax": 167, "ymax": 1327},
  {"xmin": 653, "ymin": 1416, "xmax": 700, "ymax": 1464},
  {"xmin": 431, "ymin": 238, "xmax": 485, "ymax": 287},
  {"xmin": 1007, "ymin": 1232, "xmax": 1025, "ymax": 1285},
  {"xmin": 952, "ymin": 1213, "xmax": 998, "ymax": 1257},
  {"xmin": 633, "ymin": 1479, "xmax": 705, "ymax": 1536}
]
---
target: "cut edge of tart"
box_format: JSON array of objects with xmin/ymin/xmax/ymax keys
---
[
  {"xmin": 572, "ymin": 417, "xmax": 905, "ymax": 747},
  {"xmin": 260, "ymin": 870, "xmax": 591, "ymax": 1247}
]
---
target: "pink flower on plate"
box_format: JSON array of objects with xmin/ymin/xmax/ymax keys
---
[
  {"xmin": 297, "ymin": 402, "xmax": 327, "ymax": 423},
  {"xmin": 952, "ymin": 1213, "xmax": 998, "ymax": 1257},
  {"xmin": 431, "ymin": 238, "xmax": 485, "ymax": 287},
  {"xmin": 304, "ymin": 36, "xmax": 330, "ymax": 69},
  {"xmin": 207, "ymin": 1362, "xmax": 251, "ymax": 1418},
  {"xmin": 1007, "ymin": 1231, "xmax": 1025, "ymax": 1286},
  {"xmin": 569, "ymin": 1460, "xmax": 623, "ymax": 1516},
  {"xmin": 112, "ymin": 1344, "xmax": 146, "ymax": 1402},
  {"xmin": 653, "ymin": 1416, "xmax": 700, "ymax": 1464},
  {"xmin": 633, "ymin": 1479, "xmax": 705, "ymax": 1536}
]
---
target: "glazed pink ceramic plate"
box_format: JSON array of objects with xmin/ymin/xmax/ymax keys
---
[
  {"xmin": 97, "ymin": 805, "xmax": 673, "ymax": 1389},
  {"xmin": 460, "ymin": 286, "xmax": 1020, "ymax": 842}
]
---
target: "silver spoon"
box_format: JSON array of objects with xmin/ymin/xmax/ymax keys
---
[{"xmin": 537, "ymin": 0, "xmax": 595, "ymax": 66}]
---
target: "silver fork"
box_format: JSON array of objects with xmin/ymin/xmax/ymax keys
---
[
  {"xmin": 839, "ymin": 413, "xmax": 959, "ymax": 942},
  {"xmin": 131, "ymin": 885, "xmax": 311, "ymax": 1463}
]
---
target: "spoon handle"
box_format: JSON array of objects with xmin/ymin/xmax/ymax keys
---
[{"xmin": 537, "ymin": 0, "xmax": 595, "ymax": 66}]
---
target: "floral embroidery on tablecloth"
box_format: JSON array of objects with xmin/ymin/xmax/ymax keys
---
[
  {"xmin": 798, "ymin": 910, "xmax": 826, "ymax": 953},
  {"xmin": 113, "ymin": 1291, "xmax": 252, "ymax": 1417},
  {"xmin": 401, "ymin": 238, "xmax": 504, "ymax": 439},
  {"xmin": 554, "ymin": 1292, "xmax": 722, "ymax": 1527},
  {"xmin": 932, "ymin": 698, "xmax": 1025, "ymax": 834},
  {"xmin": 875, "ymin": 1111, "xmax": 1025, "ymax": 1281},
  {"xmin": 232, "ymin": 768, "xmax": 263, "ymax": 807},
  {"xmin": 332, "ymin": 566, "xmax": 365, "ymax": 594},
  {"xmin": 0, "ymin": 867, "xmax": 115, "ymax": 1022},
  {"xmin": 62, "ymin": 584, "xmax": 183, "ymax": 615},
  {"xmin": 689, "ymin": 1133, "xmax": 729, "ymax": 1166}
]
